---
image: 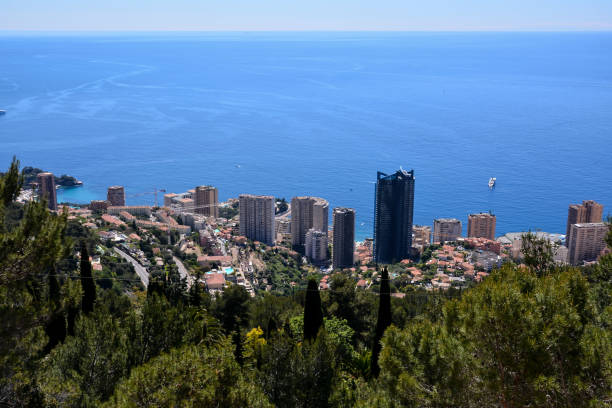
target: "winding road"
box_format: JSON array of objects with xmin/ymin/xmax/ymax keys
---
[
  {"xmin": 173, "ymin": 256, "xmax": 194, "ymax": 289},
  {"xmin": 113, "ymin": 247, "xmax": 149, "ymax": 287}
]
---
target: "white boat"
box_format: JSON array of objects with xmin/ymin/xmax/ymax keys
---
[{"xmin": 488, "ymin": 177, "xmax": 496, "ymax": 189}]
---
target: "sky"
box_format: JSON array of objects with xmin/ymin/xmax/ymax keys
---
[{"xmin": 1, "ymin": 0, "xmax": 611, "ymax": 31}]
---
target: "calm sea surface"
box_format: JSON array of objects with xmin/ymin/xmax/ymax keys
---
[{"xmin": 1, "ymin": 32, "xmax": 611, "ymax": 240}]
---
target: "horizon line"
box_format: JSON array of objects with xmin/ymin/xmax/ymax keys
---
[{"xmin": 1, "ymin": 29, "xmax": 612, "ymax": 34}]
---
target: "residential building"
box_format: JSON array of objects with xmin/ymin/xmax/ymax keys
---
[
  {"xmin": 355, "ymin": 240, "xmax": 373, "ymax": 265},
  {"xmin": 332, "ymin": 207, "xmax": 355, "ymax": 269},
  {"xmin": 107, "ymin": 206, "xmax": 152, "ymax": 217},
  {"xmin": 275, "ymin": 219, "xmax": 291, "ymax": 238},
  {"xmin": 364, "ymin": 238, "xmax": 374, "ymax": 251},
  {"xmin": 553, "ymin": 244, "xmax": 569, "ymax": 265},
  {"xmin": 89, "ymin": 200, "xmax": 108, "ymax": 212},
  {"xmin": 119, "ymin": 211, "xmax": 135, "ymax": 222},
  {"xmin": 472, "ymin": 250, "xmax": 502, "ymax": 272},
  {"xmin": 162, "ymin": 191, "xmax": 195, "ymax": 211},
  {"xmin": 566, "ymin": 200, "xmax": 603, "ymax": 237},
  {"xmin": 134, "ymin": 219, "xmax": 191, "ymax": 234},
  {"xmin": 567, "ymin": 223, "xmax": 607, "ymax": 265},
  {"xmin": 433, "ymin": 218, "xmax": 462, "ymax": 243},
  {"xmin": 67, "ymin": 207, "xmax": 91, "ymax": 218},
  {"xmin": 101, "ymin": 214, "xmax": 126, "ymax": 227},
  {"xmin": 205, "ymin": 273, "xmax": 226, "ymax": 291},
  {"xmin": 373, "ymin": 169, "xmax": 415, "ymax": 264},
  {"xmin": 155, "ymin": 209, "xmax": 178, "ymax": 226},
  {"xmin": 239, "ymin": 194, "xmax": 275, "ymax": 245},
  {"xmin": 467, "ymin": 212, "xmax": 496, "ymax": 240},
  {"xmin": 107, "ymin": 186, "xmax": 125, "ymax": 206},
  {"xmin": 195, "ymin": 185, "xmax": 218, "ymax": 218},
  {"xmin": 462, "ymin": 237, "xmax": 501, "ymax": 255},
  {"xmin": 36, "ymin": 172, "xmax": 57, "ymax": 210},
  {"xmin": 199, "ymin": 230, "xmax": 214, "ymax": 249},
  {"xmin": 305, "ymin": 228, "xmax": 328, "ymax": 265},
  {"xmin": 412, "ymin": 225, "xmax": 431, "ymax": 246},
  {"xmin": 180, "ymin": 213, "xmax": 207, "ymax": 230},
  {"xmin": 176, "ymin": 198, "xmax": 194, "ymax": 212},
  {"xmin": 291, "ymin": 196, "xmax": 329, "ymax": 251},
  {"xmin": 163, "ymin": 193, "xmax": 178, "ymax": 207}
]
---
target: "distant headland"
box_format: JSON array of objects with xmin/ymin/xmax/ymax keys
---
[{"xmin": 21, "ymin": 166, "xmax": 82, "ymax": 188}]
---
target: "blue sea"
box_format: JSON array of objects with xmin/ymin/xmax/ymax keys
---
[{"xmin": 1, "ymin": 32, "xmax": 611, "ymax": 240}]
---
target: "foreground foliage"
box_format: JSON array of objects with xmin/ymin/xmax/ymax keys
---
[
  {"xmin": 368, "ymin": 264, "xmax": 612, "ymax": 407},
  {"xmin": 1, "ymin": 158, "xmax": 611, "ymax": 407},
  {"xmin": 106, "ymin": 341, "xmax": 272, "ymax": 408}
]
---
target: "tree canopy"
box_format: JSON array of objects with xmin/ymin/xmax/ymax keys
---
[{"xmin": 1, "ymin": 157, "xmax": 611, "ymax": 407}]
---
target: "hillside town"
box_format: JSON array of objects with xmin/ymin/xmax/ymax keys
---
[{"xmin": 22, "ymin": 170, "xmax": 610, "ymax": 297}]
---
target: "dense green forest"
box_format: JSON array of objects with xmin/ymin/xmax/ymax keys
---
[{"xmin": 1, "ymin": 157, "xmax": 611, "ymax": 407}]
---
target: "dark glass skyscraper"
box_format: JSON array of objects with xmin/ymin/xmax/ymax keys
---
[
  {"xmin": 332, "ymin": 207, "xmax": 355, "ymax": 270},
  {"xmin": 374, "ymin": 169, "xmax": 415, "ymax": 264}
]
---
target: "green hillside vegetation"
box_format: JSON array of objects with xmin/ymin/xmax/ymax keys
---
[{"xmin": 1, "ymin": 157, "xmax": 611, "ymax": 407}]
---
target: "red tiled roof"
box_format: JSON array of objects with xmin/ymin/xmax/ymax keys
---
[
  {"xmin": 101, "ymin": 214, "xmax": 125, "ymax": 226},
  {"xmin": 205, "ymin": 273, "xmax": 225, "ymax": 286},
  {"xmin": 197, "ymin": 255, "xmax": 232, "ymax": 264}
]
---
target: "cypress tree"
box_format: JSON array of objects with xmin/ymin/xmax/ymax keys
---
[
  {"xmin": 267, "ymin": 316, "xmax": 277, "ymax": 337},
  {"xmin": 44, "ymin": 309, "xmax": 66, "ymax": 353},
  {"xmin": 233, "ymin": 330, "xmax": 244, "ymax": 366},
  {"xmin": 303, "ymin": 279, "xmax": 323, "ymax": 342},
  {"xmin": 66, "ymin": 304, "xmax": 78, "ymax": 336},
  {"xmin": 43, "ymin": 272, "xmax": 66, "ymax": 353},
  {"xmin": 188, "ymin": 278, "xmax": 201, "ymax": 307},
  {"xmin": 371, "ymin": 267, "xmax": 392, "ymax": 377},
  {"xmin": 80, "ymin": 241, "xmax": 96, "ymax": 314}
]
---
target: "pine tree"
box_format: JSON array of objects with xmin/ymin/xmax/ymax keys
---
[
  {"xmin": 303, "ymin": 279, "xmax": 323, "ymax": 342},
  {"xmin": 1, "ymin": 157, "xmax": 71, "ymax": 405},
  {"xmin": 80, "ymin": 241, "xmax": 96, "ymax": 314},
  {"xmin": 371, "ymin": 267, "xmax": 391, "ymax": 377},
  {"xmin": 521, "ymin": 232, "xmax": 554, "ymax": 277}
]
